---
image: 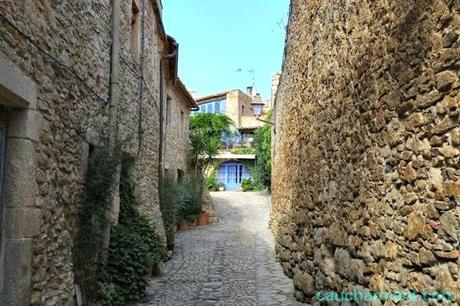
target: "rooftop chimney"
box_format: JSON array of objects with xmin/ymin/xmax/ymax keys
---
[{"xmin": 246, "ymin": 86, "xmax": 253, "ymax": 97}]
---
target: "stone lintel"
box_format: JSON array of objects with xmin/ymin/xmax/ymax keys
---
[{"xmin": 0, "ymin": 53, "xmax": 36, "ymax": 110}]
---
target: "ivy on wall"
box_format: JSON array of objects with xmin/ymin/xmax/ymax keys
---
[
  {"xmin": 74, "ymin": 148, "xmax": 166, "ymax": 305},
  {"xmin": 73, "ymin": 145, "xmax": 120, "ymax": 303},
  {"xmin": 97, "ymin": 158, "xmax": 166, "ymax": 305},
  {"xmin": 253, "ymin": 113, "xmax": 272, "ymax": 189}
]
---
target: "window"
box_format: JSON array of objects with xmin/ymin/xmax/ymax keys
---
[
  {"xmin": 177, "ymin": 169, "xmax": 184, "ymax": 184},
  {"xmin": 131, "ymin": 0, "xmax": 141, "ymax": 60},
  {"xmin": 180, "ymin": 110, "xmax": 185, "ymax": 137},
  {"xmin": 164, "ymin": 168, "xmax": 170, "ymax": 179},
  {"xmin": 166, "ymin": 96, "xmax": 172, "ymax": 126},
  {"xmin": 193, "ymin": 99, "xmax": 226, "ymax": 115}
]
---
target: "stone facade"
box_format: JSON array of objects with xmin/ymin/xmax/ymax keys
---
[
  {"xmin": 163, "ymin": 75, "xmax": 196, "ymax": 182},
  {"xmin": 0, "ymin": 0, "xmax": 185, "ymax": 305},
  {"xmin": 272, "ymin": 0, "xmax": 460, "ymax": 303}
]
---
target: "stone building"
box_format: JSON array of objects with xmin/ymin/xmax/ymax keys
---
[
  {"xmin": 0, "ymin": 0, "xmax": 193, "ymax": 305},
  {"xmin": 272, "ymin": 0, "xmax": 460, "ymax": 303},
  {"xmin": 162, "ymin": 37, "xmax": 198, "ymax": 182},
  {"xmin": 195, "ymin": 88, "xmax": 269, "ymax": 190}
]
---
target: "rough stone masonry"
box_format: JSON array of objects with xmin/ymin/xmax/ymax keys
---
[
  {"xmin": 272, "ymin": 0, "xmax": 460, "ymax": 303},
  {"xmin": 0, "ymin": 0, "xmax": 167, "ymax": 305}
]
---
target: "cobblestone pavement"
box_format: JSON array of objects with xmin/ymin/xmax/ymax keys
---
[{"xmin": 135, "ymin": 191, "xmax": 304, "ymax": 306}]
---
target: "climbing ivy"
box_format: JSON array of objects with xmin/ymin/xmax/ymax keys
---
[
  {"xmin": 97, "ymin": 159, "xmax": 166, "ymax": 305},
  {"xmin": 253, "ymin": 113, "xmax": 272, "ymax": 189},
  {"xmin": 160, "ymin": 175, "xmax": 181, "ymax": 247},
  {"xmin": 74, "ymin": 145, "xmax": 121, "ymax": 303}
]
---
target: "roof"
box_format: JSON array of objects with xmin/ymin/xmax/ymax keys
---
[
  {"xmin": 150, "ymin": 0, "xmax": 166, "ymax": 42},
  {"xmin": 164, "ymin": 36, "xmax": 197, "ymax": 108},
  {"xmin": 195, "ymin": 91, "xmax": 232, "ymax": 104},
  {"xmin": 176, "ymin": 79, "xmax": 198, "ymax": 108}
]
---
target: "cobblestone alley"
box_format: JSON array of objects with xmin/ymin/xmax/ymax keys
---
[{"xmin": 135, "ymin": 192, "xmax": 303, "ymax": 306}]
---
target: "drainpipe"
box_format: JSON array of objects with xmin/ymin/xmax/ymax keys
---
[
  {"xmin": 100, "ymin": 0, "xmax": 120, "ymax": 258},
  {"xmin": 137, "ymin": 0, "xmax": 146, "ymax": 156},
  {"xmin": 158, "ymin": 50, "xmax": 177, "ymax": 183},
  {"xmin": 109, "ymin": 0, "xmax": 121, "ymax": 113}
]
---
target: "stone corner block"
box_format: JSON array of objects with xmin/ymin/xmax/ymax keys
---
[
  {"xmin": 0, "ymin": 53, "xmax": 37, "ymax": 110},
  {"xmin": 4, "ymin": 138, "xmax": 37, "ymax": 208},
  {"xmin": 0, "ymin": 238, "xmax": 32, "ymax": 306},
  {"xmin": 7, "ymin": 109, "xmax": 43, "ymax": 142},
  {"xmin": 3, "ymin": 207, "xmax": 42, "ymax": 239}
]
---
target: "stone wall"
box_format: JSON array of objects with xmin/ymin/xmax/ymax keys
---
[
  {"xmin": 0, "ymin": 0, "xmax": 166, "ymax": 304},
  {"xmin": 272, "ymin": 0, "xmax": 460, "ymax": 303},
  {"xmin": 164, "ymin": 79, "xmax": 193, "ymax": 181}
]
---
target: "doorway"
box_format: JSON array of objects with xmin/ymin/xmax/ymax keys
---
[{"xmin": 217, "ymin": 162, "xmax": 250, "ymax": 191}]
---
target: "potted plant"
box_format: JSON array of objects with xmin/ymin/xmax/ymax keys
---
[
  {"xmin": 178, "ymin": 220, "xmax": 190, "ymax": 231},
  {"xmin": 197, "ymin": 211, "xmax": 209, "ymax": 226},
  {"xmin": 217, "ymin": 182, "xmax": 225, "ymax": 191},
  {"xmin": 186, "ymin": 214, "xmax": 198, "ymax": 227},
  {"xmin": 241, "ymin": 178, "xmax": 254, "ymax": 192}
]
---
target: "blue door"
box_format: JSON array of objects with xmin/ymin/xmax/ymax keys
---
[{"xmin": 217, "ymin": 162, "xmax": 251, "ymax": 191}]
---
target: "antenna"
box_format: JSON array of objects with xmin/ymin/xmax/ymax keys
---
[{"xmin": 248, "ymin": 68, "xmax": 255, "ymax": 88}]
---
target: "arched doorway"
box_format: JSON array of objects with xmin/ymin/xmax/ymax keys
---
[{"xmin": 217, "ymin": 162, "xmax": 251, "ymax": 191}]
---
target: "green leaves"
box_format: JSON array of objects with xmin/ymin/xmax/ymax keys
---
[
  {"xmin": 231, "ymin": 147, "xmax": 256, "ymax": 154},
  {"xmin": 97, "ymin": 160, "xmax": 166, "ymax": 306},
  {"xmin": 74, "ymin": 145, "xmax": 121, "ymax": 302},
  {"xmin": 189, "ymin": 113, "xmax": 234, "ymax": 172},
  {"xmin": 159, "ymin": 175, "xmax": 181, "ymax": 244},
  {"xmin": 242, "ymin": 178, "xmax": 254, "ymax": 191},
  {"xmin": 253, "ymin": 118, "xmax": 272, "ymax": 189}
]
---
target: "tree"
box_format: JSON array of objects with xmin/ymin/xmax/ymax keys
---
[
  {"xmin": 189, "ymin": 113, "xmax": 234, "ymax": 174},
  {"xmin": 253, "ymin": 111, "xmax": 272, "ymax": 189}
]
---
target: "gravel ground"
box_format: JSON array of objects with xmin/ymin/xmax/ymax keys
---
[{"xmin": 134, "ymin": 191, "xmax": 303, "ymax": 306}]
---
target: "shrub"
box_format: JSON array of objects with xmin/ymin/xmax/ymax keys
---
[
  {"xmin": 230, "ymin": 147, "xmax": 256, "ymax": 155},
  {"xmin": 253, "ymin": 119, "xmax": 272, "ymax": 189},
  {"xmin": 74, "ymin": 145, "xmax": 120, "ymax": 302},
  {"xmin": 97, "ymin": 160, "xmax": 166, "ymax": 305},
  {"xmin": 205, "ymin": 169, "xmax": 217, "ymax": 191},
  {"xmin": 177, "ymin": 181, "xmax": 202, "ymax": 220},
  {"xmin": 241, "ymin": 178, "xmax": 254, "ymax": 192},
  {"xmin": 189, "ymin": 113, "xmax": 234, "ymax": 172},
  {"xmin": 159, "ymin": 175, "xmax": 181, "ymax": 246}
]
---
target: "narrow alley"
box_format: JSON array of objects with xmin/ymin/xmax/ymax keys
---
[{"xmin": 135, "ymin": 192, "xmax": 302, "ymax": 306}]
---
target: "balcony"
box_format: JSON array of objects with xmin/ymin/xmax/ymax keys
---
[{"xmin": 221, "ymin": 134, "xmax": 254, "ymax": 149}]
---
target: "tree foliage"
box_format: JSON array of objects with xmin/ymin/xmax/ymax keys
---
[
  {"xmin": 253, "ymin": 111, "xmax": 272, "ymax": 189},
  {"xmin": 74, "ymin": 145, "xmax": 120, "ymax": 303},
  {"xmin": 189, "ymin": 113, "xmax": 234, "ymax": 173}
]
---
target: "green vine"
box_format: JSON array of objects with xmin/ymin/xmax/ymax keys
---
[
  {"xmin": 74, "ymin": 145, "xmax": 120, "ymax": 303},
  {"xmin": 205, "ymin": 167, "xmax": 217, "ymax": 190},
  {"xmin": 97, "ymin": 158, "xmax": 166, "ymax": 305},
  {"xmin": 160, "ymin": 175, "xmax": 181, "ymax": 247},
  {"xmin": 230, "ymin": 147, "xmax": 256, "ymax": 154}
]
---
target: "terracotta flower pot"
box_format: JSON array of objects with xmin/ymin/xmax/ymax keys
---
[
  {"xmin": 197, "ymin": 212, "xmax": 209, "ymax": 226},
  {"xmin": 178, "ymin": 222, "xmax": 190, "ymax": 231}
]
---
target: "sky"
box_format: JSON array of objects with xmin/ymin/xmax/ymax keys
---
[{"xmin": 162, "ymin": 0, "xmax": 290, "ymax": 100}]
